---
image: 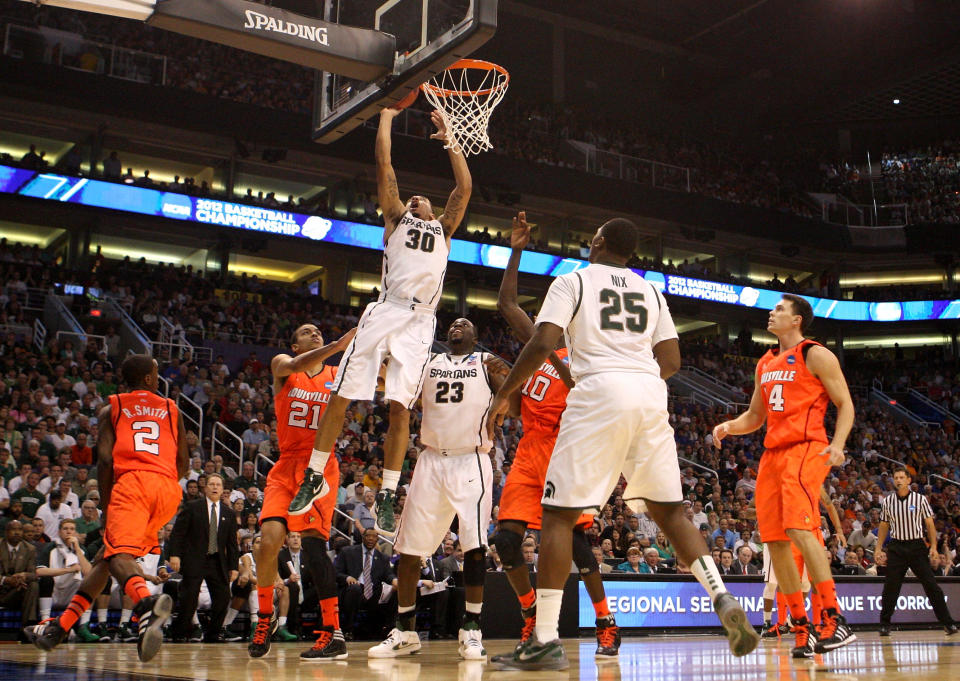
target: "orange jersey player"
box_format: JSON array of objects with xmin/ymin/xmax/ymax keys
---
[
  {"xmin": 714, "ymin": 294, "xmax": 856, "ymax": 658},
  {"xmin": 248, "ymin": 322, "xmax": 355, "ymax": 661},
  {"xmin": 490, "ymin": 211, "xmax": 619, "ymax": 660}
]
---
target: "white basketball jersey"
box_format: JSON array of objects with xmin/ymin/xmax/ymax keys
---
[
  {"xmin": 420, "ymin": 351, "xmax": 495, "ymax": 453},
  {"xmin": 381, "ymin": 211, "xmax": 449, "ymax": 308},
  {"xmin": 536, "ymin": 263, "xmax": 678, "ymax": 380}
]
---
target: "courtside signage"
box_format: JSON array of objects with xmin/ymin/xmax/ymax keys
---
[{"xmin": 3, "ymin": 165, "xmax": 958, "ymax": 321}]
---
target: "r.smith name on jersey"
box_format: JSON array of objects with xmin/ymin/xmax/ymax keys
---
[{"xmin": 120, "ymin": 404, "xmax": 169, "ymax": 420}]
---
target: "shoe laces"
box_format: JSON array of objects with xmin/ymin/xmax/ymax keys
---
[
  {"xmin": 819, "ymin": 612, "xmax": 839, "ymax": 639},
  {"xmin": 520, "ymin": 616, "xmax": 536, "ymax": 643},
  {"xmin": 311, "ymin": 629, "xmax": 333, "ymax": 651},
  {"xmin": 765, "ymin": 624, "xmax": 782, "ymax": 639},
  {"xmin": 792, "ymin": 623, "xmax": 811, "ymax": 648},
  {"xmin": 34, "ymin": 618, "xmax": 55, "ymax": 634},
  {"xmin": 597, "ymin": 625, "xmax": 618, "ymax": 649},
  {"xmin": 251, "ymin": 619, "xmax": 272, "ymax": 645}
]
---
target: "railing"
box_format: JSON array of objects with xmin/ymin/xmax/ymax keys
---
[
  {"xmin": 681, "ymin": 366, "xmax": 745, "ymax": 399},
  {"xmin": 101, "ymin": 298, "xmax": 151, "ymax": 355},
  {"xmin": 3, "ymin": 23, "xmax": 166, "ymax": 85},
  {"xmin": 45, "ymin": 294, "xmax": 85, "ymax": 336},
  {"xmin": 151, "ymin": 340, "xmax": 213, "ymax": 365},
  {"xmin": 930, "ymin": 474, "xmax": 960, "ymax": 490},
  {"xmin": 668, "ymin": 373, "xmax": 742, "ymax": 413},
  {"xmin": 678, "ymin": 456, "xmax": 719, "ymax": 480},
  {"xmin": 330, "ymin": 507, "xmax": 356, "ymax": 543},
  {"xmin": 14, "ymin": 287, "xmax": 48, "ymax": 312},
  {"xmin": 55, "ymin": 330, "xmax": 106, "ymax": 354},
  {"xmin": 908, "ymin": 389, "xmax": 960, "ymax": 425},
  {"xmin": 583, "ymin": 147, "xmax": 692, "ymax": 192},
  {"xmin": 0, "ymin": 321, "xmax": 31, "ymax": 342},
  {"xmin": 32, "ymin": 318, "xmax": 45, "ymax": 351},
  {"xmin": 211, "ymin": 422, "xmax": 245, "ymax": 479},
  {"xmin": 822, "ymin": 199, "xmax": 909, "ymax": 227},
  {"xmin": 157, "ymin": 375, "xmax": 170, "ymax": 398},
  {"xmin": 175, "ymin": 392, "xmax": 203, "ymax": 445},
  {"xmin": 869, "ymin": 388, "xmax": 940, "ymax": 429}
]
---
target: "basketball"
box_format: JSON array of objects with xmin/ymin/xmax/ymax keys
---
[{"xmin": 391, "ymin": 88, "xmax": 420, "ymax": 110}]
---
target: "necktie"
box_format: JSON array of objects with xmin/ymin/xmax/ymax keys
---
[
  {"xmin": 363, "ymin": 550, "xmax": 373, "ymax": 600},
  {"xmin": 208, "ymin": 503, "xmax": 218, "ymax": 554}
]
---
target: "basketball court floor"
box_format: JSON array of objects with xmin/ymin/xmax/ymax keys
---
[{"xmin": 1, "ymin": 630, "xmax": 958, "ymax": 681}]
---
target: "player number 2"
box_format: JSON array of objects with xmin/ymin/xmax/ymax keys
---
[
  {"xmin": 521, "ymin": 375, "xmax": 550, "ymax": 402},
  {"xmin": 131, "ymin": 421, "xmax": 160, "ymax": 456},
  {"xmin": 435, "ymin": 381, "xmax": 464, "ymax": 403},
  {"xmin": 288, "ymin": 400, "xmax": 323, "ymax": 429},
  {"xmin": 404, "ymin": 229, "xmax": 435, "ymax": 253},
  {"xmin": 599, "ymin": 289, "xmax": 647, "ymax": 332},
  {"xmin": 768, "ymin": 384, "xmax": 785, "ymax": 412}
]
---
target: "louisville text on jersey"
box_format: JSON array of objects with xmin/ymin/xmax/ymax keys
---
[
  {"xmin": 286, "ymin": 386, "xmax": 331, "ymax": 404},
  {"xmin": 760, "ymin": 369, "xmax": 797, "ymax": 384}
]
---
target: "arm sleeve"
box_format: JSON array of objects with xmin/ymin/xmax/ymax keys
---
[
  {"xmin": 920, "ymin": 495, "xmax": 933, "ymax": 519},
  {"xmin": 880, "ymin": 499, "xmax": 891, "ymax": 523},
  {"xmin": 650, "ymin": 287, "xmax": 679, "ymax": 345},
  {"xmin": 534, "ymin": 274, "xmax": 579, "ymax": 330}
]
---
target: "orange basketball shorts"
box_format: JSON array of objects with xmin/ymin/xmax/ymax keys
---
[
  {"xmin": 261, "ymin": 451, "xmax": 339, "ymax": 538},
  {"xmin": 104, "ymin": 471, "xmax": 182, "ymax": 559},
  {"xmin": 756, "ymin": 441, "xmax": 830, "ymax": 543},
  {"xmin": 499, "ymin": 434, "xmax": 592, "ymax": 531}
]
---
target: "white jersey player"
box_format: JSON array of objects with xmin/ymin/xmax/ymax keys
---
[
  {"xmin": 290, "ymin": 107, "xmax": 472, "ymax": 536},
  {"xmin": 369, "ymin": 318, "xmax": 507, "ymax": 662},
  {"xmin": 487, "ymin": 218, "xmax": 759, "ymax": 670}
]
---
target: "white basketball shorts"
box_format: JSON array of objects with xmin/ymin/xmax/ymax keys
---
[
  {"xmin": 394, "ymin": 447, "xmax": 492, "ymax": 557},
  {"xmin": 541, "ymin": 372, "xmax": 682, "ymax": 513},
  {"xmin": 762, "ymin": 546, "xmax": 810, "ymax": 597},
  {"xmin": 332, "ymin": 300, "xmax": 437, "ymax": 408}
]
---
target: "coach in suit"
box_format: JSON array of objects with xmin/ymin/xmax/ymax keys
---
[
  {"xmin": 335, "ymin": 528, "xmax": 396, "ymax": 639},
  {"xmin": 730, "ymin": 546, "xmax": 760, "ymax": 575},
  {"xmin": 0, "ymin": 520, "xmax": 39, "ymax": 631},
  {"xmin": 278, "ymin": 531, "xmax": 313, "ymax": 636},
  {"xmin": 169, "ymin": 474, "xmax": 239, "ymax": 642}
]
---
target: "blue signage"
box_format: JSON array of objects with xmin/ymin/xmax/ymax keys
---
[{"xmin": 1, "ymin": 165, "xmax": 957, "ymax": 322}]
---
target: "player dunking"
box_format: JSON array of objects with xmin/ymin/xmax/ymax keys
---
[
  {"xmin": 248, "ymin": 323, "xmax": 356, "ymax": 659},
  {"xmin": 713, "ymin": 294, "xmax": 856, "ymax": 657},
  {"xmin": 288, "ymin": 107, "xmax": 471, "ymax": 537},
  {"xmin": 490, "ymin": 212, "xmax": 619, "ymax": 658},
  {"xmin": 487, "ymin": 219, "xmax": 758, "ymax": 670},
  {"xmin": 26, "ymin": 355, "xmax": 188, "ymax": 662}
]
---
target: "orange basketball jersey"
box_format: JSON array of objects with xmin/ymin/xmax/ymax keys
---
[
  {"xmin": 275, "ymin": 365, "xmax": 337, "ymax": 457},
  {"xmin": 520, "ymin": 348, "xmax": 570, "ymax": 439},
  {"xmin": 109, "ymin": 390, "xmax": 180, "ymax": 480},
  {"xmin": 756, "ymin": 339, "xmax": 829, "ymax": 449}
]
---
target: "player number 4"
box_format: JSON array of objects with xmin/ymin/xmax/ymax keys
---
[
  {"xmin": 768, "ymin": 384, "xmax": 785, "ymax": 412},
  {"xmin": 132, "ymin": 421, "xmax": 160, "ymax": 455}
]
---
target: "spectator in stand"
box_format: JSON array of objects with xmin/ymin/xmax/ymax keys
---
[
  {"xmin": 12, "ymin": 473, "xmax": 44, "ymax": 518},
  {"xmin": 353, "ymin": 488, "xmax": 376, "ymax": 534},
  {"xmin": 36, "ymin": 517, "xmax": 90, "ymax": 621},
  {"xmin": 730, "ymin": 546, "xmax": 759, "ymax": 575},
  {"xmin": 847, "ymin": 520, "xmax": 877, "ymax": 554},
  {"xmin": 35, "ymin": 489, "xmax": 75, "ymax": 541},
  {"xmin": 718, "ymin": 549, "xmax": 735, "ymax": 576},
  {"xmin": 617, "ymin": 547, "xmax": 643, "ymax": 574},
  {"xmin": 0, "ymin": 520, "xmax": 39, "ymax": 632},
  {"xmin": 335, "ymin": 528, "xmax": 397, "ymax": 640},
  {"xmin": 75, "ymin": 500, "xmax": 101, "ymax": 546},
  {"xmin": 241, "ymin": 419, "xmax": 268, "ymax": 458}
]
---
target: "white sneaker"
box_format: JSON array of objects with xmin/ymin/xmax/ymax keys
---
[
  {"xmin": 368, "ymin": 628, "xmax": 421, "ymax": 658},
  {"xmin": 458, "ymin": 627, "xmax": 487, "ymax": 661}
]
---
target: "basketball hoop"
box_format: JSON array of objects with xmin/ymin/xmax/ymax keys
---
[{"xmin": 420, "ymin": 58, "xmax": 509, "ymax": 158}]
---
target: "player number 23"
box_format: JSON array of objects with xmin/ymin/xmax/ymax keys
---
[
  {"xmin": 599, "ymin": 289, "xmax": 647, "ymax": 332},
  {"xmin": 435, "ymin": 381, "xmax": 464, "ymax": 403},
  {"xmin": 132, "ymin": 421, "xmax": 161, "ymax": 456}
]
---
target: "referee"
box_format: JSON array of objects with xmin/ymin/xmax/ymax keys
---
[{"xmin": 875, "ymin": 467, "xmax": 957, "ymax": 636}]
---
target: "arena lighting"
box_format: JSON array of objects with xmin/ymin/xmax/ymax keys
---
[
  {"xmin": 1, "ymin": 164, "xmax": 958, "ymax": 322},
  {"xmin": 893, "ymin": 98, "xmax": 901, "ymax": 104}
]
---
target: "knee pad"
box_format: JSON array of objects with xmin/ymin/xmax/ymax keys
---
[
  {"xmin": 490, "ymin": 529, "xmax": 524, "ymax": 571},
  {"xmin": 463, "ymin": 548, "xmax": 486, "ymax": 587},
  {"xmin": 571, "ymin": 528, "xmax": 598, "ymax": 575},
  {"xmin": 302, "ymin": 536, "xmax": 337, "ymax": 600}
]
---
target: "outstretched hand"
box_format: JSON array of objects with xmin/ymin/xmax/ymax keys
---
[
  {"xmin": 511, "ymin": 211, "xmax": 531, "ymax": 250},
  {"xmin": 485, "ymin": 394, "xmax": 510, "ymax": 440},
  {"xmin": 429, "ymin": 110, "xmax": 451, "ymax": 144}
]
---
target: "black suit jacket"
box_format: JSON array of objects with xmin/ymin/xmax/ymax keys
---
[
  {"xmin": 278, "ymin": 547, "xmax": 313, "ymax": 591},
  {"xmin": 169, "ymin": 498, "xmax": 239, "ymax": 580},
  {"xmin": 730, "ymin": 561, "xmax": 759, "ymax": 576},
  {"xmin": 335, "ymin": 543, "xmax": 395, "ymax": 600}
]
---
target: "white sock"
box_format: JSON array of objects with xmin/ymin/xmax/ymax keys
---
[
  {"xmin": 39, "ymin": 597, "xmax": 52, "ymax": 621},
  {"xmin": 381, "ymin": 469, "xmax": 400, "ymax": 493},
  {"xmin": 534, "ymin": 588, "xmax": 563, "ymax": 643},
  {"xmin": 80, "ymin": 611, "xmax": 91, "ymax": 626},
  {"xmin": 224, "ymin": 607, "xmax": 239, "ymax": 627},
  {"xmin": 465, "ymin": 602, "xmax": 482, "ymax": 614},
  {"xmin": 192, "ymin": 612, "xmax": 200, "ymax": 625},
  {"xmin": 279, "ymin": 616, "xmax": 287, "ymax": 627},
  {"xmin": 121, "ymin": 608, "xmax": 132, "ymax": 624},
  {"xmin": 97, "ymin": 608, "xmax": 108, "ymax": 626},
  {"xmin": 308, "ymin": 448, "xmax": 330, "ymax": 473},
  {"xmin": 251, "ymin": 613, "xmax": 259, "ymax": 624},
  {"xmin": 690, "ymin": 555, "xmax": 728, "ymax": 601}
]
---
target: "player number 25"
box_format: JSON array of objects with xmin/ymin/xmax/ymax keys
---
[
  {"xmin": 132, "ymin": 421, "xmax": 161, "ymax": 455},
  {"xmin": 404, "ymin": 229, "xmax": 436, "ymax": 253},
  {"xmin": 768, "ymin": 384, "xmax": 785, "ymax": 412},
  {"xmin": 599, "ymin": 289, "xmax": 647, "ymax": 332},
  {"xmin": 288, "ymin": 400, "xmax": 323, "ymax": 429}
]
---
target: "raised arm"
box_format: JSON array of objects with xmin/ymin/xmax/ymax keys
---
[
  {"xmin": 432, "ymin": 110, "xmax": 471, "ymax": 238},
  {"xmin": 377, "ymin": 108, "xmax": 408, "ymax": 241},
  {"xmin": 271, "ymin": 328, "xmax": 357, "ymax": 392}
]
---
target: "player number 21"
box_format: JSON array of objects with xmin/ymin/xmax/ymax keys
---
[
  {"xmin": 768, "ymin": 384, "xmax": 785, "ymax": 412},
  {"xmin": 132, "ymin": 421, "xmax": 160, "ymax": 455},
  {"xmin": 288, "ymin": 400, "xmax": 323, "ymax": 429}
]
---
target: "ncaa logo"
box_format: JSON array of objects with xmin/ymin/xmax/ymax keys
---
[
  {"xmin": 325, "ymin": 382, "xmax": 333, "ymax": 389},
  {"xmin": 909, "ymin": 505, "xmax": 916, "ymax": 511},
  {"xmin": 786, "ymin": 355, "xmax": 796, "ymax": 365},
  {"xmin": 160, "ymin": 192, "xmax": 192, "ymax": 220}
]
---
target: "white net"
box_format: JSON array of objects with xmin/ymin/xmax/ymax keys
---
[{"xmin": 421, "ymin": 60, "xmax": 509, "ymax": 158}]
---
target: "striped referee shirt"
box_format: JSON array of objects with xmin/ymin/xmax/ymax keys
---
[{"xmin": 880, "ymin": 491, "xmax": 932, "ymax": 541}]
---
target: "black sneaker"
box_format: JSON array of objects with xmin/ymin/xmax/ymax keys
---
[
  {"xmin": 714, "ymin": 592, "xmax": 761, "ymax": 657},
  {"xmin": 945, "ymin": 624, "xmax": 958, "ymax": 636},
  {"xmin": 791, "ymin": 619, "xmax": 818, "ymax": 659},
  {"xmin": 248, "ymin": 613, "xmax": 279, "ymax": 658},
  {"xmin": 595, "ymin": 616, "xmax": 620, "ymax": 657},
  {"xmin": 301, "ymin": 627, "xmax": 348, "ymax": 661},
  {"xmin": 224, "ymin": 627, "xmax": 244, "ymax": 643},
  {"xmin": 117, "ymin": 622, "xmax": 138, "ymax": 643},
  {"xmin": 374, "ymin": 489, "xmax": 397, "ymax": 536},
  {"xmin": 188, "ymin": 624, "xmax": 204, "ymax": 643},
  {"xmin": 879, "ymin": 624, "xmax": 890, "ymax": 637},
  {"xmin": 814, "ymin": 609, "xmax": 857, "ymax": 653},
  {"xmin": 24, "ymin": 618, "xmax": 67, "ymax": 651},
  {"xmin": 134, "ymin": 594, "xmax": 173, "ymax": 663},
  {"xmin": 288, "ymin": 468, "xmax": 328, "ymax": 516},
  {"xmin": 492, "ymin": 634, "xmax": 569, "ymax": 671}
]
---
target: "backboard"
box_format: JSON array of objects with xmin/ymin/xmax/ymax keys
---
[{"xmin": 312, "ymin": 0, "xmax": 498, "ymax": 144}]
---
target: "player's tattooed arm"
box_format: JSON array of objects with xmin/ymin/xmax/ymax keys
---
[
  {"xmin": 436, "ymin": 111, "xmax": 472, "ymax": 238},
  {"xmin": 377, "ymin": 108, "xmax": 407, "ymax": 241},
  {"xmin": 96, "ymin": 404, "xmax": 115, "ymax": 517}
]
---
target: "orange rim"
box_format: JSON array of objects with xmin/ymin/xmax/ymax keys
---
[{"xmin": 420, "ymin": 58, "xmax": 510, "ymax": 98}]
